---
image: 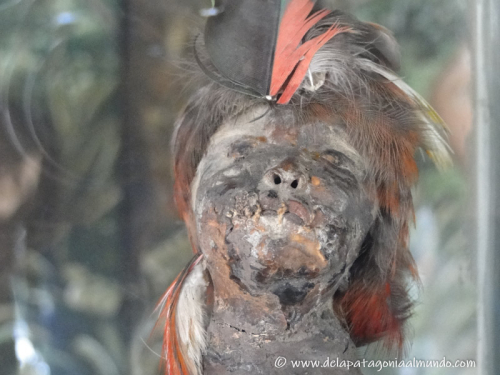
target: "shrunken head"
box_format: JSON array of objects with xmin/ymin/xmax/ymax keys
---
[
  {"xmin": 160, "ymin": 5, "xmax": 453, "ymax": 375},
  {"xmin": 192, "ymin": 106, "xmax": 377, "ymax": 309}
]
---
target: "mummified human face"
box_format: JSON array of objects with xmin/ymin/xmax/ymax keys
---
[{"xmin": 192, "ymin": 106, "xmax": 377, "ymax": 310}]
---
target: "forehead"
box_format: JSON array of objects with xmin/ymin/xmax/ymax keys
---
[{"xmin": 207, "ymin": 106, "xmax": 362, "ymax": 161}]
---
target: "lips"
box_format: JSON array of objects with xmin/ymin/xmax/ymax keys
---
[
  {"xmin": 260, "ymin": 199, "xmax": 313, "ymax": 227},
  {"xmin": 287, "ymin": 200, "xmax": 311, "ymax": 224}
]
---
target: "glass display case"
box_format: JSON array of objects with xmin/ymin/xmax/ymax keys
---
[{"xmin": 0, "ymin": 0, "xmax": 490, "ymax": 374}]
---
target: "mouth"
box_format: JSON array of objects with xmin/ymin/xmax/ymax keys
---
[
  {"xmin": 287, "ymin": 200, "xmax": 311, "ymax": 224},
  {"xmin": 260, "ymin": 199, "xmax": 313, "ymax": 228}
]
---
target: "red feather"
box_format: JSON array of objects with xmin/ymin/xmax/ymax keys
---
[
  {"xmin": 270, "ymin": 0, "xmax": 351, "ymax": 103},
  {"xmin": 339, "ymin": 281, "xmax": 404, "ymax": 351}
]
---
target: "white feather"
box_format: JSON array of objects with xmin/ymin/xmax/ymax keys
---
[
  {"xmin": 175, "ymin": 260, "xmax": 209, "ymax": 375},
  {"xmin": 358, "ymin": 58, "xmax": 453, "ymax": 169}
]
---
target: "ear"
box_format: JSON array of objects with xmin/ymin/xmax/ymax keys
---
[{"xmin": 333, "ymin": 210, "xmax": 416, "ymax": 353}]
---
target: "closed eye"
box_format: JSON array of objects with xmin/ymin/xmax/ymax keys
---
[
  {"xmin": 228, "ymin": 140, "xmax": 254, "ymax": 158},
  {"xmin": 319, "ymin": 150, "xmax": 359, "ymax": 193},
  {"xmin": 321, "ymin": 149, "xmax": 352, "ymax": 169}
]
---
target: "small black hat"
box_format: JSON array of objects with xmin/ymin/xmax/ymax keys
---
[{"xmin": 195, "ymin": 0, "xmax": 341, "ymax": 103}]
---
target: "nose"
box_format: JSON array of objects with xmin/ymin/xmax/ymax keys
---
[
  {"xmin": 258, "ymin": 161, "xmax": 312, "ymax": 223},
  {"xmin": 259, "ymin": 161, "xmax": 307, "ymax": 210},
  {"xmin": 264, "ymin": 164, "xmax": 305, "ymax": 191}
]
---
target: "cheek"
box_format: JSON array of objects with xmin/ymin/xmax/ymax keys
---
[
  {"xmin": 309, "ymin": 182, "xmax": 349, "ymax": 213},
  {"xmin": 194, "ymin": 157, "xmax": 258, "ymax": 210}
]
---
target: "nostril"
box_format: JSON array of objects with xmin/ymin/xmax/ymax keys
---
[
  {"xmin": 290, "ymin": 179, "xmax": 299, "ymax": 189},
  {"xmin": 273, "ymin": 175, "xmax": 282, "ymax": 185}
]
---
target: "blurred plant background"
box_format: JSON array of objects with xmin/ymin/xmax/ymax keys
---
[{"xmin": 0, "ymin": 0, "xmax": 474, "ymax": 374}]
